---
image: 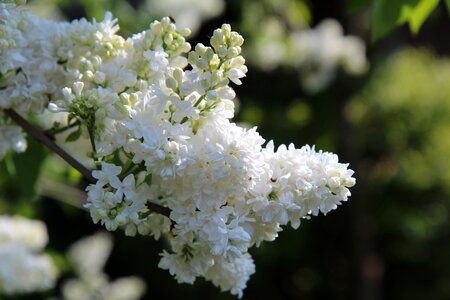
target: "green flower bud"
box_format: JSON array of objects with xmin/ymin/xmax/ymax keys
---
[
  {"xmin": 209, "ymin": 54, "xmax": 220, "ymax": 69},
  {"xmin": 205, "ymin": 47, "xmax": 215, "ymax": 62},
  {"xmin": 165, "ymin": 77, "xmax": 177, "ymax": 91},
  {"xmin": 164, "ymin": 33, "xmax": 173, "ymax": 45},
  {"xmin": 173, "ymin": 68, "xmax": 184, "ymax": 84},
  {"xmin": 180, "ymin": 28, "xmax": 191, "ymax": 37}
]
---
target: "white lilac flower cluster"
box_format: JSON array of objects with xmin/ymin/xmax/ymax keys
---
[
  {"xmin": 61, "ymin": 232, "xmax": 146, "ymax": 300},
  {"xmin": 0, "ymin": 215, "xmax": 57, "ymax": 295},
  {"xmin": 247, "ymin": 17, "xmax": 368, "ymax": 93},
  {"xmin": 290, "ymin": 19, "xmax": 368, "ymax": 93},
  {"xmin": 0, "ymin": 117, "xmax": 26, "ymax": 159},
  {"xmin": 0, "ymin": 3, "xmax": 355, "ymax": 297},
  {"xmin": 0, "ymin": 1, "xmax": 123, "ymax": 156}
]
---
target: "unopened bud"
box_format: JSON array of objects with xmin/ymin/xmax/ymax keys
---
[{"xmin": 93, "ymin": 71, "xmax": 106, "ymax": 84}]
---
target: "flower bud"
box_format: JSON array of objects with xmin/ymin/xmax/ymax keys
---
[
  {"xmin": 164, "ymin": 33, "xmax": 173, "ymax": 45},
  {"xmin": 173, "ymin": 68, "xmax": 184, "ymax": 84},
  {"xmin": 72, "ymin": 81, "xmax": 84, "ymax": 98},
  {"xmin": 195, "ymin": 43, "xmax": 207, "ymax": 55},
  {"xmin": 93, "ymin": 71, "xmax": 106, "ymax": 84},
  {"xmin": 166, "ymin": 77, "xmax": 177, "ymax": 91},
  {"xmin": 230, "ymin": 32, "xmax": 244, "ymax": 46},
  {"xmin": 180, "ymin": 28, "xmax": 191, "ymax": 37}
]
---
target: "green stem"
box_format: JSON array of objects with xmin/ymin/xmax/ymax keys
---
[
  {"xmin": 87, "ymin": 125, "xmax": 99, "ymax": 167},
  {"xmin": 45, "ymin": 120, "xmax": 80, "ymax": 137},
  {"xmin": 180, "ymin": 93, "xmax": 209, "ymax": 124},
  {"xmin": 193, "ymin": 93, "xmax": 207, "ymax": 108},
  {"xmin": 120, "ymin": 158, "xmax": 135, "ymax": 178},
  {"xmin": 119, "ymin": 161, "xmax": 146, "ymax": 180}
]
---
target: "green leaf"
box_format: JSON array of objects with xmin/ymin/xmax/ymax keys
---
[
  {"xmin": 65, "ymin": 126, "xmax": 82, "ymax": 142},
  {"xmin": 446, "ymin": 0, "xmax": 450, "ymax": 13},
  {"xmin": 371, "ymin": 0, "xmax": 439, "ymax": 42},
  {"xmin": 405, "ymin": 0, "xmax": 439, "ymax": 33},
  {"xmin": 46, "ymin": 250, "xmax": 71, "ymax": 273},
  {"xmin": 286, "ymin": 1, "xmax": 312, "ymax": 27},
  {"xmin": 145, "ymin": 173, "xmax": 153, "ymax": 186},
  {"xmin": 0, "ymin": 154, "xmax": 14, "ymax": 188},
  {"xmin": 347, "ymin": 0, "xmax": 373, "ymax": 13},
  {"xmin": 80, "ymin": 0, "xmax": 112, "ymax": 21},
  {"xmin": 371, "ymin": 0, "xmax": 401, "ymax": 42},
  {"xmin": 11, "ymin": 138, "xmax": 47, "ymax": 199}
]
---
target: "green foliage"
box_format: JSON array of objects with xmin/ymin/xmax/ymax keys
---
[
  {"xmin": 0, "ymin": 138, "xmax": 47, "ymax": 200},
  {"xmin": 446, "ymin": 0, "xmax": 450, "ymax": 12},
  {"xmin": 239, "ymin": 0, "xmax": 311, "ymax": 69},
  {"xmin": 286, "ymin": 101, "xmax": 311, "ymax": 127},
  {"xmin": 348, "ymin": 48, "xmax": 450, "ymax": 191},
  {"xmin": 347, "ymin": 0, "xmax": 373, "ymax": 12},
  {"xmin": 347, "ymin": 0, "xmax": 440, "ymax": 42},
  {"xmin": 400, "ymin": 0, "xmax": 440, "ymax": 33},
  {"xmin": 346, "ymin": 49, "xmax": 450, "ymax": 300},
  {"xmin": 64, "ymin": 125, "xmax": 82, "ymax": 142},
  {"xmin": 79, "ymin": 0, "xmax": 112, "ymax": 20},
  {"xmin": 371, "ymin": 0, "xmax": 439, "ymax": 42}
]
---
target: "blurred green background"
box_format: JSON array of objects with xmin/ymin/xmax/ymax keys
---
[{"xmin": 2, "ymin": 0, "xmax": 450, "ymax": 299}]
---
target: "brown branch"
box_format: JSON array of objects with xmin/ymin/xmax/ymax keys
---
[
  {"xmin": 5, "ymin": 109, "xmax": 96, "ymax": 183},
  {"xmin": 147, "ymin": 202, "xmax": 171, "ymax": 217},
  {"xmin": 4, "ymin": 108, "xmax": 171, "ymax": 218}
]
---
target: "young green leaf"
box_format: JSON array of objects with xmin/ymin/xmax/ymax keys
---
[
  {"xmin": 11, "ymin": 138, "xmax": 47, "ymax": 199},
  {"xmin": 65, "ymin": 126, "xmax": 82, "ymax": 142},
  {"xmin": 400, "ymin": 0, "xmax": 439, "ymax": 33},
  {"xmin": 371, "ymin": 0, "xmax": 439, "ymax": 42},
  {"xmin": 446, "ymin": 0, "xmax": 450, "ymax": 13}
]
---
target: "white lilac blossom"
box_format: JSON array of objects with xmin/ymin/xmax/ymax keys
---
[
  {"xmin": 0, "ymin": 215, "xmax": 57, "ymax": 295},
  {"xmin": 0, "ymin": 2, "xmax": 123, "ymax": 155},
  {"xmin": 0, "ymin": 4, "xmax": 355, "ymax": 297},
  {"xmin": 0, "ymin": 214, "xmax": 49, "ymax": 249},
  {"xmin": 245, "ymin": 17, "xmax": 368, "ymax": 93},
  {"xmin": 290, "ymin": 19, "xmax": 368, "ymax": 93},
  {"xmin": 0, "ymin": 120, "xmax": 26, "ymax": 159},
  {"xmin": 62, "ymin": 232, "xmax": 146, "ymax": 300},
  {"xmin": 67, "ymin": 231, "xmax": 113, "ymax": 276}
]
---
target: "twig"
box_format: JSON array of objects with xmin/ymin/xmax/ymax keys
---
[
  {"xmin": 147, "ymin": 202, "xmax": 171, "ymax": 217},
  {"xmin": 44, "ymin": 119, "xmax": 80, "ymax": 137},
  {"xmin": 4, "ymin": 109, "xmax": 96, "ymax": 183},
  {"xmin": 4, "ymin": 108, "xmax": 172, "ymax": 218}
]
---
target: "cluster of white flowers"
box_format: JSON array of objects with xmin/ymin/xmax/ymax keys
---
[
  {"xmin": 0, "ymin": 215, "xmax": 57, "ymax": 295},
  {"xmin": 61, "ymin": 232, "xmax": 146, "ymax": 300},
  {"xmin": 0, "ymin": 3, "xmax": 355, "ymax": 297},
  {"xmin": 246, "ymin": 17, "xmax": 368, "ymax": 93},
  {"xmin": 0, "ymin": 2, "xmax": 123, "ymax": 155},
  {"xmin": 0, "ymin": 119, "xmax": 26, "ymax": 159},
  {"xmin": 290, "ymin": 19, "xmax": 368, "ymax": 93}
]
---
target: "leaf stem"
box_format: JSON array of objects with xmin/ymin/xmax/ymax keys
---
[{"xmin": 45, "ymin": 119, "xmax": 80, "ymax": 137}]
